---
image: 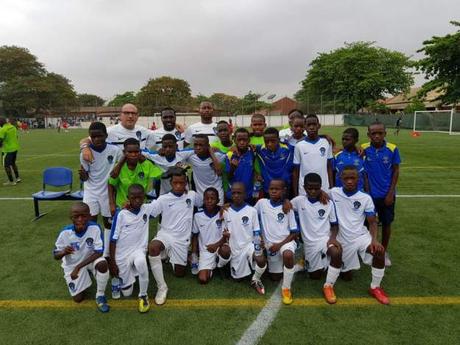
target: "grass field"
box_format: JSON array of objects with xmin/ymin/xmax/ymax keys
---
[{"xmin": 0, "ymin": 127, "xmax": 459, "ymax": 345}]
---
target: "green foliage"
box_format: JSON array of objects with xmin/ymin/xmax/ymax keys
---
[
  {"xmin": 296, "ymin": 42, "xmax": 413, "ymax": 112},
  {"xmin": 107, "ymin": 91, "xmax": 137, "ymax": 107},
  {"xmin": 208, "ymin": 93, "xmax": 241, "ymax": 114},
  {"xmin": 0, "ymin": 45, "xmax": 45, "ymax": 82},
  {"xmin": 241, "ymin": 91, "xmax": 270, "ymax": 114},
  {"xmin": 77, "ymin": 93, "xmax": 105, "ymax": 107},
  {"xmin": 404, "ymin": 97, "xmax": 426, "ymax": 113},
  {"xmin": 136, "ymin": 76, "xmax": 192, "ymax": 115},
  {"xmin": 417, "ymin": 21, "xmax": 460, "ymax": 105}
]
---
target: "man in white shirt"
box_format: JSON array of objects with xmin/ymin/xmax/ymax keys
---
[
  {"xmin": 148, "ymin": 107, "xmax": 185, "ymax": 150},
  {"xmin": 184, "ymin": 101, "xmax": 218, "ymax": 146}
]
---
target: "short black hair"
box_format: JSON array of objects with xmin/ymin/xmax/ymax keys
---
[
  {"xmin": 368, "ymin": 121, "xmax": 385, "ymax": 130},
  {"xmin": 88, "ymin": 121, "xmax": 107, "ymax": 135},
  {"xmin": 305, "ymin": 114, "xmax": 319, "ymax": 122},
  {"xmin": 128, "ymin": 183, "xmax": 145, "ymax": 195},
  {"xmin": 264, "ymin": 127, "xmax": 279, "ymax": 137},
  {"xmin": 194, "ymin": 134, "xmax": 209, "ymax": 144},
  {"xmin": 163, "ymin": 166, "xmax": 188, "ymax": 180},
  {"xmin": 162, "ymin": 133, "xmax": 177, "ymax": 143},
  {"xmin": 343, "ymin": 127, "xmax": 359, "ymax": 140},
  {"xmin": 304, "ymin": 173, "xmax": 322, "ymax": 186},
  {"xmin": 251, "ymin": 113, "xmax": 266, "ymax": 122},
  {"xmin": 234, "ymin": 127, "xmax": 250, "ymax": 136},
  {"xmin": 217, "ymin": 120, "xmax": 229, "ymax": 126},
  {"xmin": 124, "ymin": 138, "xmax": 140, "ymax": 148},
  {"xmin": 288, "ymin": 109, "xmax": 304, "ymax": 116},
  {"xmin": 204, "ymin": 187, "xmax": 220, "ymax": 201},
  {"xmin": 342, "ymin": 165, "xmax": 358, "ymax": 175},
  {"xmin": 161, "ymin": 107, "xmax": 176, "ymax": 116}
]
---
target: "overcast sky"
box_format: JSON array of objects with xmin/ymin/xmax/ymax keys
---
[{"xmin": 1, "ymin": 0, "xmax": 458, "ymax": 101}]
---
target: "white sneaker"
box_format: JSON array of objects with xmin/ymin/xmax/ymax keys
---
[
  {"xmin": 3, "ymin": 181, "xmax": 16, "ymax": 186},
  {"xmin": 155, "ymin": 286, "xmax": 168, "ymax": 305},
  {"xmin": 15, "ymin": 178, "xmax": 22, "ymax": 183},
  {"xmin": 385, "ymin": 252, "xmax": 392, "ymax": 267}
]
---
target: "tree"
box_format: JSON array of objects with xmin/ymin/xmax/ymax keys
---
[
  {"xmin": 417, "ymin": 21, "xmax": 460, "ymax": 106},
  {"xmin": 136, "ymin": 76, "xmax": 192, "ymax": 115},
  {"xmin": 404, "ymin": 98, "xmax": 426, "ymax": 114},
  {"xmin": 0, "ymin": 45, "xmax": 45, "ymax": 82},
  {"xmin": 108, "ymin": 91, "xmax": 137, "ymax": 106},
  {"xmin": 241, "ymin": 91, "xmax": 270, "ymax": 114},
  {"xmin": 209, "ymin": 93, "xmax": 241, "ymax": 114},
  {"xmin": 77, "ymin": 93, "xmax": 105, "ymax": 107},
  {"xmin": 296, "ymin": 42, "xmax": 413, "ymax": 113}
]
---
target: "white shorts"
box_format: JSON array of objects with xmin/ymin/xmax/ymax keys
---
[
  {"xmin": 229, "ymin": 243, "xmax": 254, "ymax": 279},
  {"xmin": 303, "ymin": 237, "xmax": 329, "ymax": 273},
  {"xmin": 339, "ymin": 232, "xmax": 373, "ymax": 272},
  {"xmin": 64, "ymin": 257, "xmax": 106, "ymax": 297},
  {"xmin": 84, "ymin": 197, "xmax": 111, "ymax": 218},
  {"xmin": 154, "ymin": 231, "xmax": 189, "ymax": 267},
  {"xmin": 198, "ymin": 250, "xmax": 218, "ymax": 271},
  {"xmin": 116, "ymin": 249, "xmax": 147, "ymax": 288},
  {"xmin": 266, "ymin": 241, "xmax": 297, "ymax": 274}
]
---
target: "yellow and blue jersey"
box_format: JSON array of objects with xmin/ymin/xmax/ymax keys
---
[
  {"xmin": 334, "ymin": 149, "xmax": 365, "ymax": 191},
  {"xmin": 255, "ymin": 144, "xmax": 294, "ymax": 192},
  {"xmin": 361, "ymin": 141, "xmax": 401, "ymax": 198}
]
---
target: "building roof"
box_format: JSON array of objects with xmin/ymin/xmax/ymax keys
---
[{"xmin": 383, "ymin": 87, "xmax": 442, "ymax": 110}]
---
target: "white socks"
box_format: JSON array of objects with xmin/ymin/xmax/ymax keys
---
[
  {"xmin": 148, "ymin": 255, "xmax": 167, "ymax": 289},
  {"xmin": 103, "ymin": 229, "xmax": 111, "ymax": 257},
  {"xmin": 252, "ymin": 264, "xmax": 267, "ymax": 282},
  {"xmin": 135, "ymin": 256, "xmax": 149, "ymax": 297},
  {"xmin": 370, "ymin": 267, "xmax": 385, "ymax": 289},
  {"xmin": 282, "ymin": 266, "xmax": 295, "ymax": 289},
  {"xmin": 217, "ymin": 255, "xmax": 230, "ymax": 268},
  {"xmin": 96, "ymin": 270, "xmax": 109, "ymax": 297},
  {"xmin": 324, "ymin": 266, "xmax": 341, "ymax": 287}
]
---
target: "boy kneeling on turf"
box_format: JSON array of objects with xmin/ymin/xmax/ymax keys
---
[
  {"xmin": 191, "ymin": 187, "xmax": 229, "ymax": 284},
  {"xmin": 254, "ymin": 179, "xmax": 298, "ymax": 304},
  {"xmin": 53, "ymin": 202, "xmax": 110, "ymax": 312},
  {"xmin": 109, "ymin": 184, "xmax": 151, "ymax": 313},
  {"xmin": 219, "ymin": 182, "xmax": 267, "ymax": 295},
  {"xmin": 329, "ymin": 165, "xmax": 389, "ymax": 305}
]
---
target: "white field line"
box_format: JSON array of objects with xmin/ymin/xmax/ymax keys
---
[{"xmin": 236, "ymin": 284, "xmax": 282, "ymax": 345}]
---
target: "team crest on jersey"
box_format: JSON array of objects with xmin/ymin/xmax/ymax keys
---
[
  {"xmin": 242, "ymin": 216, "xmax": 249, "ymax": 225},
  {"xmin": 68, "ymin": 282, "xmax": 76, "ymax": 292},
  {"xmin": 70, "ymin": 242, "xmax": 80, "ymax": 251},
  {"xmin": 138, "ymin": 172, "xmax": 145, "ymax": 179},
  {"xmin": 353, "ymin": 201, "xmax": 361, "ymax": 209},
  {"xmin": 216, "ymin": 219, "xmax": 223, "ymax": 229},
  {"xmin": 85, "ymin": 237, "xmax": 94, "ymax": 247},
  {"xmin": 277, "ymin": 213, "xmax": 285, "ymax": 223},
  {"xmin": 136, "ymin": 131, "xmax": 142, "ymax": 140},
  {"xmin": 318, "ymin": 209, "xmax": 326, "ymax": 218},
  {"xmin": 186, "ymin": 198, "xmax": 192, "ymax": 208},
  {"xmin": 354, "ymin": 159, "xmax": 360, "ymax": 166},
  {"xmin": 382, "ymin": 156, "xmax": 390, "ymax": 164},
  {"xmin": 107, "ymin": 155, "xmax": 114, "ymax": 164},
  {"xmin": 143, "ymin": 214, "xmax": 148, "ymax": 223},
  {"xmin": 175, "ymin": 131, "xmax": 181, "ymax": 140},
  {"xmin": 319, "ymin": 147, "xmax": 326, "ymax": 157}
]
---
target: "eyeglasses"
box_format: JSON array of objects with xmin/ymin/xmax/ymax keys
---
[{"xmin": 121, "ymin": 111, "xmax": 138, "ymax": 116}]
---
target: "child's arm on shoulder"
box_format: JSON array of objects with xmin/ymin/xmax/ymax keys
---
[{"xmin": 110, "ymin": 155, "xmax": 126, "ymax": 179}]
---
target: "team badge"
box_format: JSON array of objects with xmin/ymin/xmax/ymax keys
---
[
  {"xmin": 136, "ymin": 131, "xmax": 142, "ymax": 140},
  {"xmin": 175, "ymin": 131, "xmax": 181, "ymax": 140},
  {"xmin": 70, "ymin": 242, "xmax": 80, "ymax": 251},
  {"xmin": 242, "ymin": 216, "xmax": 249, "ymax": 225},
  {"xmin": 85, "ymin": 237, "xmax": 94, "ymax": 247},
  {"xmin": 107, "ymin": 155, "xmax": 114, "ymax": 164},
  {"xmin": 353, "ymin": 201, "xmax": 361, "ymax": 209},
  {"xmin": 318, "ymin": 209, "xmax": 326, "ymax": 218},
  {"xmin": 277, "ymin": 213, "xmax": 285, "ymax": 223},
  {"xmin": 319, "ymin": 147, "xmax": 326, "ymax": 157},
  {"xmin": 143, "ymin": 214, "xmax": 148, "ymax": 223},
  {"xmin": 186, "ymin": 198, "xmax": 192, "ymax": 208},
  {"xmin": 138, "ymin": 172, "xmax": 145, "ymax": 179},
  {"xmin": 353, "ymin": 159, "xmax": 360, "ymax": 166},
  {"xmin": 216, "ymin": 219, "xmax": 223, "ymax": 229},
  {"xmin": 68, "ymin": 282, "xmax": 76, "ymax": 292},
  {"xmin": 383, "ymin": 156, "xmax": 390, "ymax": 164}
]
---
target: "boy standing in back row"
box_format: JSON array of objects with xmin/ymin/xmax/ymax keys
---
[{"xmin": 362, "ymin": 122, "xmax": 401, "ymax": 266}]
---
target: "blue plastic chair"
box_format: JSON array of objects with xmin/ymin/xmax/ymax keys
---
[
  {"xmin": 70, "ymin": 181, "xmax": 84, "ymax": 200},
  {"xmin": 32, "ymin": 167, "xmax": 73, "ymax": 220}
]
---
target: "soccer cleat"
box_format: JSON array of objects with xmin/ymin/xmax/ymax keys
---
[
  {"xmin": 251, "ymin": 279, "xmax": 265, "ymax": 295},
  {"xmin": 293, "ymin": 258, "xmax": 305, "ymax": 272},
  {"xmin": 3, "ymin": 181, "xmax": 16, "ymax": 186},
  {"xmin": 96, "ymin": 296, "xmax": 110, "ymax": 313},
  {"xmin": 281, "ymin": 288, "xmax": 293, "ymax": 305},
  {"xmin": 385, "ymin": 252, "xmax": 392, "ymax": 267},
  {"xmin": 138, "ymin": 295, "xmax": 150, "ymax": 313},
  {"xmin": 15, "ymin": 178, "xmax": 22, "ymax": 183},
  {"xmin": 369, "ymin": 287, "xmax": 390, "ymax": 305},
  {"xmin": 322, "ymin": 284, "xmax": 337, "ymax": 304},
  {"xmin": 155, "ymin": 286, "xmax": 168, "ymax": 305}
]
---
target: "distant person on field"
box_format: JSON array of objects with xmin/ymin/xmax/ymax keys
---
[
  {"xmin": 0, "ymin": 117, "xmax": 21, "ymax": 186},
  {"xmin": 184, "ymin": 101, "xmax": 218, "ymax": 146},
  {"xmin": 362, "ymin": 122, "xmax": 401, "ymax": 267},
  {"xmin": 394, "ymin": 115, "xmax": 402, "ymax": 136},
  {"xmin": 53, "ymin": 202, "xmax": 110, "ymax": 312}
]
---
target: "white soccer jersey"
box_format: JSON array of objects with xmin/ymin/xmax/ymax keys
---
[
  {"xmin": 80, "ymin": 144, "xmax": 123, "ymax": 202},
  {"xmin": 291, "ymin": 196, "xmax": 337, "ymax": 243},
  {"xmin": 254, "ymin": 199, "xmax": 298, "ymax": 244},
  {"xmin": 146, "ymin": 191, "xmax": 202, "ymax": 243},
  {"xmin": 148, "ymin": 127, "xmax": 185, "ymax": 150},
  {"xmin": 186, "ymin": 153, "xmax": 225, "ymax": 203},
  {"xmin": 107, "ymin": 124, "xmax": 152, "ymax": 149},
  {"xmin": 110, "ymin": 206, "xmax": 150, "ymax": 262},
  {"xmin": 328, "ymin": 187, "xmax": 375, "ymax": 243},
  {"xmin": 281, "ymin": 135, "xmax": 306, "ymax": 147},
  {"xmin": 192, "ymin": 210, "xmax": 224, "ymax": 253},
  {"xmin": 142, "ymin": 149, "xmax": 194, "ymax": 195},
  {"xmin": 293, "ymin": 137, "xmax": 333, "ymax": 194},
  {"xmin": 54, "ymin": 222, "xmax": 104, "ymax": 274},
  {"xmin": 223, "ymin": 204, "xmax": 260, "ymax": 252},
  {"xmin": 184, "ymin": 122, "xmax": 218, "ymax": 145},
  {"xmin": 279, "ymin": 128, "xmax": 307, "ymax": 145}
]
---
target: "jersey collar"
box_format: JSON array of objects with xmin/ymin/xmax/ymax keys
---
[
  {"xmin": 171, "ymin": 191, "xmax": 185, "ymax": 198},
  {"xmin": 304, "ymin": 137, "xmax": 320, "ymax": 144},
  {"xmin": 89, "ymin": 143, "xmax": 107, "ymax": 153},
  {"xmin": 342, "ymin": 187, "xmax": 359, "ymax": 197},
  {"xmin": 73, "ymin": 224, "xmax": 89, "ymax": 237},
  {"xmin": 230, "ymin": 203, "xmax": 247, "ymax": 212},
  {"xmin": 307, "ymin": 197, "xmax": 318, "ymax": 204},
  {"xmin": 269, "ymin": 199, "xmax": 283, "ymax": 207}
]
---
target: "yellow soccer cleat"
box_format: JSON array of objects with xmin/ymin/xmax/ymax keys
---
[
  {"xmin": 282, "ymin": 288, "xmax": 293, "ymax": 305},
  {"xmin": 138, "ymin": 295, "xmax": 150, "ymax": 313}
]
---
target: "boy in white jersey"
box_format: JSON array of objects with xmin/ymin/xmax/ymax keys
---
[
  {"xmin": 79, "ymin": 122, "xmax": 122, "ymax": 258},
  {"xmin": 329, "ymin": 165, "xmax": 389, "ymax": 305},
  {"xmin": 292, "ymin": 114, "xmax": 334, "ymax": 197},
  {"xmin": 53, "ymin": 202, "xmax": 110, "ymax": 312},
  {"xmin": 109, "ymin": 184, "xmax": 151, "ymax": 313},
  {"xmin": 191, "ymin": 187, "xmax": 229, "ymax": 284},
  {"xmin": 220, "ymin": 182, "xmax": 267, "ymax": 295},
  {"xmin": 255, "ymin": 180, "xmax": 298, "ymax": 305},
  {"xmin": 147, "ymin": 167, "xmax": 202, "ymax": 305},
  {"xmin": 291, "ymin": 173, "xmax": 342, "ymax": 304}
]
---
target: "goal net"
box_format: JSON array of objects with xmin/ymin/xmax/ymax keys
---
[{"xmin": 413, "ymin": 110, "xmax": 460, "ymax": 135}]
